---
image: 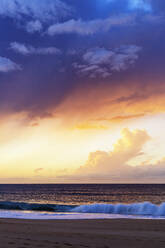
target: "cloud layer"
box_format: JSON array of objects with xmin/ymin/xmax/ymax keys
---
[{"xmin": 0, "ymin": 0, "xmax": 164, "ymax": 125}]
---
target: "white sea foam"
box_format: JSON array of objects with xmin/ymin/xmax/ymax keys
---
[
  {"xmin": 0, "ymin": 202, "xmax": 165, "ymax": 220},
  {"xmin": 73, "ymin": 202, "xmax": 165, "ymax": 217}
]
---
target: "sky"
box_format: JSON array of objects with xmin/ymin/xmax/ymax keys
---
[{"xmin": 0, "ymin": 0, "xmax": 165, "ymax": 183}]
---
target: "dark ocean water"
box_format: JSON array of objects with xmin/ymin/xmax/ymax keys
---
[
  {"xmin": 0, "ymin": 184, "xmax": 165, "ymax": 205},
  {"xmin": 1, "ymin": 184, "xmax": 165, "ymax": 205},
  {"xmin": 1, "ymin": 184, "xmax": 165, "ymax": 217}
]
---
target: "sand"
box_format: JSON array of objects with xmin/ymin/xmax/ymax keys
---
[{"xmin": 0, "ymin": 218, "xmax": 165, "ymax": 248}]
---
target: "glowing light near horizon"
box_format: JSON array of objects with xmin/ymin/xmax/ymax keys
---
[{"xmin": 0, "ymin": 112, "xmax": 165, "ymax": 182}]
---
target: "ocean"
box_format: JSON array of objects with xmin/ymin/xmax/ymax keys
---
[{"xmin": 0, "ymin": 184, "xmax": 165, "ymax": 219}]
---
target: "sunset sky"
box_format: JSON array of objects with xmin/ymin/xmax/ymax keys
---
[{"xmin": 0, "ymin": 0, "xmax": 165, "ymax": 183}]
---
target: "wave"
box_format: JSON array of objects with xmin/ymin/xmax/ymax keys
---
[
  {"xmin": 72, "ymin": 202, "xmax": 165, "ymax": 217},
  {"xmin": 0, "ymin": 201, "xmax": 75, "ymax": 212},
  {"xmin": 1, "ymin": 201, "xmax": 165, "ymax": 217}
]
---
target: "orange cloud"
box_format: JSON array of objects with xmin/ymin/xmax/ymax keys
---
[
  {"xmin": 55, "ymin": 79, "xmax": 165, "ymax": 129},
  {"xmin": 108, "ymin": 114, "xmax": 145, "ymax": 122},
  {"xmin": 73, "ymin": 122, "xmax": 108, "ymax": 130},
  {"xmin": 79, "ymin": 128, "xmax": 150, "ymax": 175},
  {"xmin": 56, "ymin": 128, "xmax": 165, "ymax": 182}
]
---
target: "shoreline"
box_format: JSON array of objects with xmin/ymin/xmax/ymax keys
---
[
  {"xmin": 0, "ymin": 209, "xmax": 165, "ymax": 220},
  {"xmin": 1, "ymin": 218, "xmax": 165, "ymax": 248},
  {"xmin": 1, "ymin": 201, "xmax": 165, "ymax": 218}
]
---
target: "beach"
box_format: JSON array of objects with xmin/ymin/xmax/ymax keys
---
[{"xmin": 1, "ymin": 218, "xmax": 165, "ymax": 248}]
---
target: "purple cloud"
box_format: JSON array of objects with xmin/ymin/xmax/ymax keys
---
[
  {"xmin": 0, "ymin": 56, "xmax": 21, "ymax": 73},
  {"xmin": 47, "ymin": 15, "xmax": 134, "ymax": 36},
  {"xmin": 73, "ymin": 45, "xmax": 142, "ymax": 78},
  {"xmin": 10, "ymin": 42, "xmax": 61, "ymax": 56}
]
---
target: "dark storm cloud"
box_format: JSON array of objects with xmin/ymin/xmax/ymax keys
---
[{"xmin": 0, "ymin": 0, "xmax": 165, "ymax": 120}]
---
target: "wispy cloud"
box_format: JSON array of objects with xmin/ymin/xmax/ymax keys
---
[
  {"xmin": 128, "ymin": 0, "xmax": 152, "ymax": 12},
  {"xmin": 73, "ymin": 45, "xmax": 142, "ymax": 78},
  {"xmin": 104, "ymin": 0, "xmax": 152, "ymax": 12},
  {"xmin": 25, "ymin": 20, "xmax": 43, "ymax": 33},
  {"xmin": 0, "ymin": 0, "xmax": 72, "ymax": 23},
  {"xmin": 10, "ymin": 42, "xmax": 61, "ymax": 56},
  {"xmin": 47, "ymin": 15, "xmax": 134, "ymax": 36},
  {"xmin": 0, "ymin": 56, "xmax": 21, "ymax": 72}
]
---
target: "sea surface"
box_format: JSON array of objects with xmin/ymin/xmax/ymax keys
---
[{"xmin": 0, "ymin": 184, "xmax": 165, "ymax": 219}]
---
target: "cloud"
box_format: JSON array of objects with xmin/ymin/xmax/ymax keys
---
[
  {"xmin": 0, "ymin": 0, "xmax": 164, "ymax": 122},
  {"xmin": 10, "ymin": 42, "xmax": 61, "ymax": 56},
  {"xmin": 73, "ymin": 45, "xmax": 142, "ymax": 78},
  {"xmin": 96, "ymin": 114, "xmax": 145, "ymax": 123},
  {"xmin": 81, "ymin": 128, "xmax": 150, "ymax": 174},
  {"xmin": 25, "ymin": 20, "xmax": 43, "ymax": 33},
  {"xmin": 71, "ymin": 129, "xmax": 165, "ymax": 181},
  {"xmin": 47, "ymin": 15, "xmax": 134, "ymax": 36},
  {"xmin": 74, "ymin": 122, "xmax": 108, "ymax": 130},
  {"xmin": 72, "ymin": 114, "xmax": 145, "ymax": 130},
  {"xmin": 129, "ymin": 0, "xmax": 152, "ymax": 11},
  {"xmin": 60, "ymin": 128, "xmax": 165, "ymax": 182},
  {"xmin": 0, "ymin": 0, "xmax": 71, "ymax": 23},
  {"xmin": 104, "ymin": 0, "xmax": 152, "ymax": 12},
  {"xmin": 55, "ymin": 74, "xmax": 165, "ymax": 129},
  {"xmin": 0, "ymin": 56, "xmax": 21, "ymax": 72}
]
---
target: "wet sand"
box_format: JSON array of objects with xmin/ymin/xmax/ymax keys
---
[{"xmin": 1, "ymin": 218, "xmax": 165, "ymax": 248}]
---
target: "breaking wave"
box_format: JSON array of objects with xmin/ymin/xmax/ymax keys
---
[
  {"xmin": 1, "ymin": 201, "xmax": 165, "ymax": 217},
  {"xmin": 73, "ymin": 202, "xmax": 165, "ymax": 217}
]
